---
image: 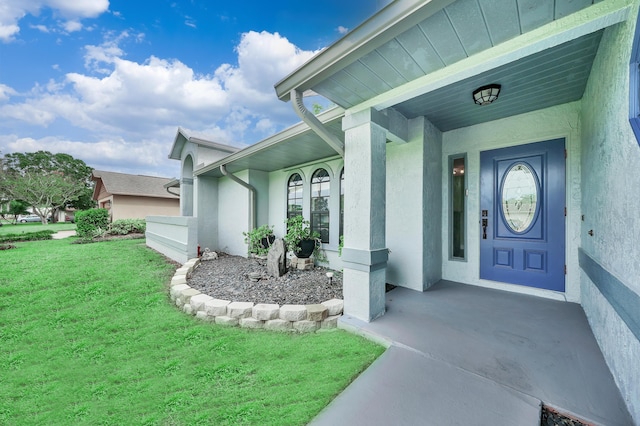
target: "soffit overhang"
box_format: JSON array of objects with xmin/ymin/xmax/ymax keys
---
[
  {"xmin": 275, "ymin": 0, "xmax": 631, "ymax": 131},
  {"xmin": 195, "ymin": 107, "xmax": 345, "ymax": 178}
]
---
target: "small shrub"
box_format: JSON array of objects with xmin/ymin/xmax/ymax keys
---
[
  {"xmin": 108, "ymin": 219, "xmax": 146, "ymax": 235},
  {"xmin": 242, "ymin": 224, "xmax": 274, "ymax": 256},
  {"xmin": 0, "ymin": 230, "xmax": 55, "ymax": 243},
  {"xmin": 75, "ymin": 209, "xmax": 110, "ymax": 238}
]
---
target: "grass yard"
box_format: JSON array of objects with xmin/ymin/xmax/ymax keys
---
[
  {"xmin": 0, "ymin": 238, "xmax": 384, "ymax": 425},
  {"xmin": 0, "ymin": 222, "xmax": 76, "ymax": 236}
]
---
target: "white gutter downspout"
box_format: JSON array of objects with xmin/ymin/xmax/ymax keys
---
[
  {"xmin": 291, "ymin": 89, "xmax": 345, "ymax": 157},
  {"xmin": 220, "ymin": 164, "xmax": 257, "ymax": 230}
]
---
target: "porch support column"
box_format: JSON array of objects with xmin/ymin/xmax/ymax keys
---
[
  {"xmin": 341, "ymin": 108, "xmax": 389, "ymax": 322},
  {"xmin": 180, "ymin": 177, "xmax": 193, "ymax": 216}
]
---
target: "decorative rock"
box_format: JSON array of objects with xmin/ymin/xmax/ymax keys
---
[
  {"xmin": 306, "ymin": 304, "xmax": 328, "ymax": 321},
  {"xmin": 183, "ymin": 304, "xmax": 194, "ymax": 315},
  {"xmin": 171, "ymin": 275, "xmax": 187, "ymax": 286},
  {"xmin": 293, "ymin": 320, "xmax": 320, "ymax": 333},
  {"xmin": 227, "ymin": 301, "xmax": 254, "ymax": 319},
  {"xmin": 204, "ymin": 299, "xmax": 230, "ymax": 317},
  {"xmin": 184, "ymin": 258, "xmax": 200, "ymax": 269},
  {"xmin": 175, "ymin": 297, "xmax": 184, "ymax": 308},
  {"xmin": 252, "ymin": 304, "xmax": 280, "ymax": 321},
  {"xmin": 215, "ymin": 316, "xmax": 239, "ymax": 326},
  {"xmin": 175, "ymin": 267, "xmax": 191, "ymax": 278},
  {"xmin": 195, "ymin": 311, "xmax": 208, "ymax": 321},
  {"xmin": 322, "ymin": 315, "xmax": 341, "ymax": 329},
  {"xmin": 190, "ymin": 294, "xmax": 214, "ymax": 312},
  {"xmin": 201, "ymin": 248, "xmax": 218, "ymax": 261},
  {"xmin": 248, "ymin": 271, "xmax": 262, "ymax": 282},
  {"xmin": 240, "ymin": 317, "xmax": 264, "ymax": 329},
  {"xmin": 295, "ymin": 257, "xmax": 314, "ymax": 270},
  {"xmin": 170, "ymin": 284, "xmax": 190, "ymax": 301},
  {"xmin": 279, "ymin": 305, "xmax": 307, "ymax": 321},
  {"xmin": 179, "ymin": 288, "xmax": 201, "ymax": 304},
  {"xmin": 267, "ymin": 238, "xmax": 287, "ymax": 277},
  {"xmin": 321, "ymin": 299, "xmax": 344, "ymax": 316},
  {"xmin": 264, "ymin": 319, "xmax": 292, "ymax": 331}
]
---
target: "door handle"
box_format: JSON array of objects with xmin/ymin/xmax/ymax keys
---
[{"xmin": 482, "ymin": 218, "xmax": 488, "ymax": 239}]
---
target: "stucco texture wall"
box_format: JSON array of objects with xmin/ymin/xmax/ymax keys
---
[
  {"xmin": 217, "ymin": 171, "xmax": 251, "ymax": 256},
  {"xmin": 579, "ymin": 3, "xmax": 640, "ymax": 421}
]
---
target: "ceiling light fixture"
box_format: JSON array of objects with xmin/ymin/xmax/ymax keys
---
[{"xmin": 473, "ymin": 84, "xmax": 501, "ymax": 105}]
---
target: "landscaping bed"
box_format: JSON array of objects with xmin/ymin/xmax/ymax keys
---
[{"xmin": 188, "ymin": 252, "xmax": 342, "ymax": 305}]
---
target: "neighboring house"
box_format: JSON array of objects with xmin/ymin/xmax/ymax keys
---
[
  {"xmin": 92, "ymin": 170, "xmax": 180, "ymax": 221},
  {"xmin": 147, "ymin": 0, "xmax": 640, "ymax": 421}
]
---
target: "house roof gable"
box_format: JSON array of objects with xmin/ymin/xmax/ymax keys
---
[{"xmin": 91, "ymin": 170, "xmax": 180, "ymax": 200}]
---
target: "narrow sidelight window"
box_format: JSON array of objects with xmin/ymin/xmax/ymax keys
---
[
  {"xmin": 287, "ymin": 173, "xmax": 303, "ymax": 219},
  {"xmin": 339, "ymin": 168, "xmax": 345, "ymax": 239},
  {"xmin": 311, "ymin": 168, "xmax": 330, "ymax": 243},
  {"xmin": 451, "ymin": 156, "xmax": 466, "ymax": 259}
]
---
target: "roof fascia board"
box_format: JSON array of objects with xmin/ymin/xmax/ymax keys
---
[
  {"xmin": 188, "ymin": 137, "xmax": 239, "ymax": 153},
  {"xmin": 274, "ymin": 0, "xmax": 457, "ymax": 101},
  {"xmin": 168, "ymin": 128, "xmax": 189, "ymax": 160},
  {"xmin": 350, "ymin": 0, "xmax": 631, "ymax": 114},
  {"xmin": 195, "ymin": 107, "xmax": 345, "ymax": 177}
]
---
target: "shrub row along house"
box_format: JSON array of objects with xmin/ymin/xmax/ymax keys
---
[{"xmin": 147, "ymin": 0, "xmax": 640, "ymax": 421}]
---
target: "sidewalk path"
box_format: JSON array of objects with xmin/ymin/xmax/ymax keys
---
[{"xmin": 52, "ymin": 230, "xmax": 76, "ymax": 239}]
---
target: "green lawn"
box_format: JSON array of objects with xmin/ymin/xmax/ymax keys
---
[
  {"xmin": 0, "ymin": 221, "xmax": 76, "ymax": 236},
  {"xmin": 0, "ymin": 238, "xmax": 383, "ymax": 425}
]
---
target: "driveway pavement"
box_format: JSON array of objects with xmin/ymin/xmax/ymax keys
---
[{"xmin": 310, "ymin": 281, "xmax": 633, "ymax": 426}]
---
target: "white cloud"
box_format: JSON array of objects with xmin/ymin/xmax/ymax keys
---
[
  {"xmin": 0, "ymin": 30, "xmax": 322, "ymax": 174},
  {"xmin": 30, "ymin": 24, "xmax": 50, "ymax": 33},
  {"xmin": 337, "ymin": 26, "xmax": 349, "ymax": 34},
  {"xmin": 0, "ymin": 0, "xmax": 109, "ymax": 42},
  {"xmin": 0, "ymin": 134, "xmax": 180, "ymax": 177},
  {"xmin": 0, "ymin": 84, "xmax": 17, "ymax": 101}
]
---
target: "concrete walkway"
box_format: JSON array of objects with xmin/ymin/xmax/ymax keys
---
[
  {"xmin": 52, "ymin": 230, "xmax": 76, "ymax": 239},
  {"xmin": 311, "ymin": 281, "xmax": 633, "ymax": 426}
]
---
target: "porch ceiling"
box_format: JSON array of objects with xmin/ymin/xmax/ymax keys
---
[
  {"xmin": 394, "ymin": 30, "xmax": 603, "ymax": 131},
  {"xmin": 276, "ymin": 0, "xmax": 629, "ymax": 132},
  {"xmin": 195, "ymin": 108, "xmax": 344, "ymax": 178}
]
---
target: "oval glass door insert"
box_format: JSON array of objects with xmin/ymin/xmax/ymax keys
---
[{"xmin": 501, "ymin": 163, "xmax": 538, "ymax": 233}]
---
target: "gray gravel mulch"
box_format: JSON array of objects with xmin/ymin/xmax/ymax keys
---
[{"xmin": 187, "ymin": 252, "xmax": 343, "ymax": 305}]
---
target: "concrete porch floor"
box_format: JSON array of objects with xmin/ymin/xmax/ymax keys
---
[{"xmin": 310, "ymin": 281, "xmax": 634, "ymax": 426}]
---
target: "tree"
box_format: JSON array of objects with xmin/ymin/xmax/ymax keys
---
[
  {"xmin": 0, "ymin": 151, "xmax": 94, "ymax": 224},
  {"xmin": 0, "ymin": 200, "xmax": 30, "ymax": 224}
]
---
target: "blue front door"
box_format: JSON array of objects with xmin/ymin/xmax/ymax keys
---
[{"xmin": 480, "ymin": 139, "xmax": 565, "ymax": 292}]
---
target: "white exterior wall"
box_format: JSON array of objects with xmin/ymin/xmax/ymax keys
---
[
  {"xmin": 146, "ymin": 215, "xmax": 198, "ymax": 264},
  {"xmin": 441, "ymin": 101, "xmax": 582, "ymax": 303},
  {"xmin": 579, "ymin": 4, "xmax": 640, "ymax": 421},
  {"xmin": 195, "ymin": 175, "xmax": 218, "ymax": 251},
  {"xmin": 386, "ymin": 116, "xmax": 442, "ymax": 290},
  {"xmin": 217, "ymin": 171, "xmax": 251, "ymax": 256}
]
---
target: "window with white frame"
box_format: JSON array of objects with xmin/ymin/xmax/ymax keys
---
[
  {"xmin": 339, "ymin": 168, "xmax": 345, "ymax": 239},
  {"xmin": 311, "ymin": 168, "xmax": 330, "ymax": 243},
  {"xmin": 287, "ymin": 173, "xmax": 303, "ymax": 219}
]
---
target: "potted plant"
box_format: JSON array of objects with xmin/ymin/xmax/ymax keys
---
[
  {"xmin": 243, "ymin": 224, "xmax": 275, "ymax": 256},
  {"xmin": 283, "ymin": 216, "xmax": 321, "ymax": 259}
]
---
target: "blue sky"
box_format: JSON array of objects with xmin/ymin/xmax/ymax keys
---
[{"xmin": 0, "ymin": 0, "xmax": 384, "ymax": 177}]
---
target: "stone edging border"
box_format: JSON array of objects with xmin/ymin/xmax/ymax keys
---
[{"xmin": 169, "ymin": 257, "xmax": 344, "ymax": 333}]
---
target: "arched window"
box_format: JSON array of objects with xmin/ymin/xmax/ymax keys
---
[
  {"xmin": 339, "ymin": 168, "xmax": 345, "ymax": 238},
  {"xmin": 287, "ymin": 173, "xmax": 303, "ymax": 219},
  {"xmin": 311, "ymin": 168, "xmax": 330, "ymax": 243}
]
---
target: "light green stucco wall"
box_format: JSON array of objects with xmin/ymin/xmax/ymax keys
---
[{"xmin": 580, "ymin": 2, "xmax": 640, "ymax": 421}]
